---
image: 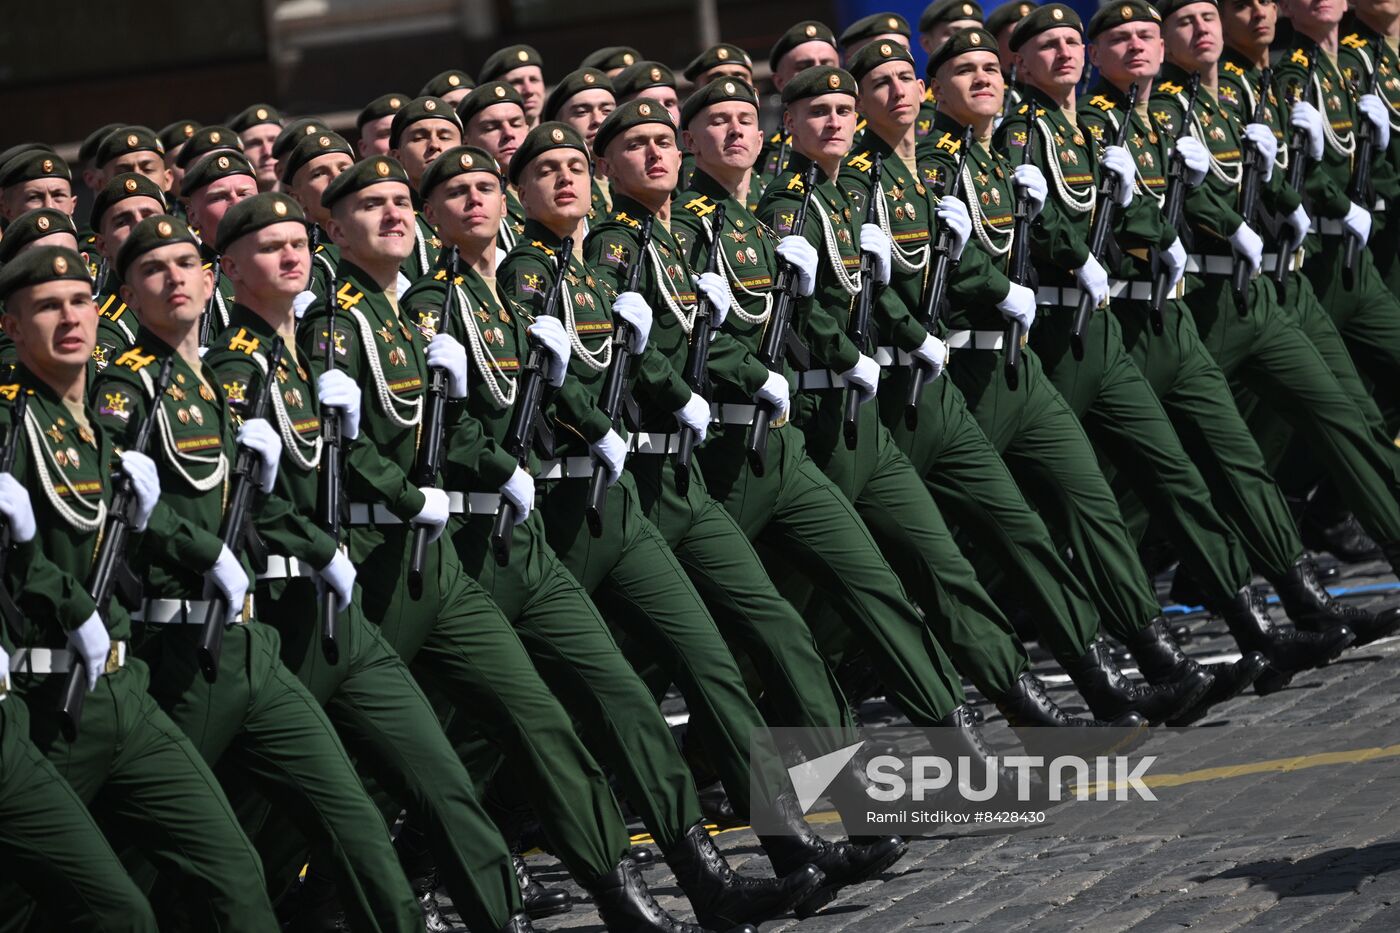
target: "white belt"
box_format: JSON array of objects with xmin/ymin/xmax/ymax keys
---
[
  {"xmin": 1185, "ymin": 254, "xmax": 1234, "ymax": 276},
  {"xmin": 1311, "ymin": 217, "xmax": 1346, "ymax": 236},
  {"xmin": 628, "ymin": 432, "xmax": 681, "ymax": 455},
  {"xmin": 349, "ymin": 491, "xmax": 466, "ymax": 525},
  {"xmin": 872, "ymin": 346, "xmax": 915, "ymax": 367},
  {"xmin": 537, "ymin": 456, "xmax": 595, "ymax": 480},
  {"xmin": 1260, "ymin": 251, "xmax": 1304, "ymax": 273},
  {"xmin": 1037, "ymin": 285, "xmax": 1082, "ymax": 307},
  {"xmin": 708, "ymin": 402, "xmax": 788, "ymax": 429},
  {"xmin": 133, "ymin": 598, "xmax": 251, "ymax": 626},
  {"xmin": 1375, "ymin": 197, "xmax": 1387, "ymax": 213},
  {"xmin": 262, "ymin": 555, "xmax": 316, "ymax": 580},
  {"xmin": 945, "ymin": 330, "xmax": 1005, "ymax": 351},
  {"xmin": 1107, "ymin": 280, "xmax": 1154, "ymax": 301},
  {"xmin": 461, "ymin": 491, "xmax": 529, "ymax": 514},
  {"xmin": 796, "ymin": 369, "xmax": 843, "ymax": 391},
  {"xmin": 9, "ymin": 641, "xmax": 128, "ymax": 676}
]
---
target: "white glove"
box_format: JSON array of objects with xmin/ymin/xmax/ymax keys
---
[
  {"xmin": 935, "ymin": 197, "xmax": 972, "ymax": 261},
  {"xmin": 612, "ymin": 292, "xmax": 652, "ymax": 354},
  {"xmin": 527, "ymin": 316, "xmax": 571, "ymax": 388},
  {"xmin": 317, "ymin": 549, "xmax": 356, "ymax": 613},
  {"xmin": 910, "ymin": 333, "xmax": 947, "ymax": 380},
  {"xmin": 695, "ymin": 271, "xmax": 731, "ymax": 328},
  {"xmin": 500, "ymin": 465, "xmax": 534, "ymax": 525},
  {"xmin": 859, "ymin": 223, "xmax": 892, "ymax": 286},
  {"xmin": 1163, "ymin": 237, "xmax": 1188, "ymax": 294},
  {"xmin": 316, "ymin": 369, "xmax": 362, "ymax": 440},
  {"xmin": 0, "ymin": 643, "xmax": 9, "ymax": 694},
  {"xmin": 1099, "ymin": 145, "xmax": 1136, "ymax": 207},
  {"xmin": 236, "ymin": 418, "xmax": 281, "ymax": 494},
  {"xmin": 1174, "ymin": 135, "xmax": 1210, "ymax": 186},
  {"xmin": 776, "ymin": 235, "xmax": 818, "ymax": 297},
  {"xmin": 67, "ymin": 612, "xmax": 111, "ymax": 692},
  {"xmin": 755, "ymin": 370, "xmax": 791, "ymax": 424},
  {"xmin": 1013, "ymin": 163, "xmax": 1047, "ymax": 219},
  {"xmin": 1289, "ymin": 101, "xmax": 1325, "ymax": 161},
  {"xmin": 997, "ymin": 282, "xmax": 1037, "ymax": 330},
  {"xmin": 1359, "ymin": 93, "xmax": 1392, "ymax": 151},
  {"xmin": 118, "ymin": 451, "xmax": 160, "ymax": 532},
  {"xmin": 839, "ymin": 354, "xmax": 880, "ymax": 405},
  {"xmin": 412, "ymin": 487, "xmax": 450, "ymax": 543},
  {"xmin": 205, "ymin": 545, "xmax": 251, "ymax": 624},
  {"xmin": 1242, "ymin": 124, "xmax": 1277, "ymax": 182},
  {"xmin": 590, "ymin": 429, "xmax": 627, "ymax": 486},
  {"xmin": 293, "ymin": 290, "xmax": 316, "ymax": 319},
  {"xmin": 0, "ymin": 474, "xmax": 36, "ymax": 543},
  {"xmin": 1074, "ymin": 254, "xmax": 1110, "ymax": 307},
  {"xmin": 1343, "ymin": 201, "xmax": 1373, "ymax": 246},
  {"xmin": 673, "ymin": 392, "xmax": 710, "ymax": 445},
  {"xmin": 426, "ymin": 333, "xmax": 469, "ymax": 398},
  {"xmin": 1282, "ymin": 203, "xmax": 1311, "ymax": 255},
  {"xmin": 1228, "ymin": 222, "xmax": 1264, "ymax": 274}
]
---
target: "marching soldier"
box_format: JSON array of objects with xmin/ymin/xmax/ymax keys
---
[
  {"xmin": 1342, "ymin": 0, "xmax": 1400, "ymax": 301},
  {"xmin": 388, "ymin": 95, "xmax": 457, "ymax": 282},
  {"xmin": 755, "ymin": 21, "xmax": 843, "ymax": 193},
  {"xmin": 227, "ymin": 103, "xmax": 284, "ymax": 192},
  {"xmin": 86, "ymin": 173, "xmax": 167, "ymax": 369},
  {"xmin": 179, "ymin": 151, "xmax": 255, "ymax": 337},
  {"xmin": 356, "ymin": 92, "xmax": 408, "ymax": 157},
  {"xmin": 682, "ymin": 43, "xmax": 755, "ymax": 86},
  {"xmin": 270, "ymin": 116, "xmax": 326, "ymax": 187},
  {"xmin": 280, "ymin": 130, "xmax": 355, "ymax": 307},
  {"xmin": 156, "ymin": 119, "xmax": 199, "ymax": 210},
  {"xmin": 540, "ymin": 68, "xmax": 618, "ymax": 215},
  {"xmin": 581, "ymin": 46, "xmax": 642, "ymax": 76},
  {"xmin": 0, "ymin": 149, "xmax": 75, "ymax": 223},
  {"xmin": 458, "ymin": 80, "xmax": 531, "ymax": 249},
  {"xmin": 421, "ymin": 68, "xmax": 476, "ymax": 107},
  {"xmin": 988, "ymin": 2, "xmax": 1039, "ymax": 73},
  {"xmin": 838, "ymin": 12, "xmax": 912, "ymax": 57},
  {"xmin": 915, "ymin": 1, "xmax": 987, "ymax": 139},
  {"xmin": 478, "ymin": 45, "xmax": 547, "ymax": 129}
]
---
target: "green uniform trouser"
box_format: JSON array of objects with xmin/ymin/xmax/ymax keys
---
[
  {"xmin": 253, "ymin": 575, "xmax": 522, "ymax": 932},
  {"xmin": 0, "ymin": 696, "xmax": 157, "ymax": 933},
  {"xmin": 136, "ymin": 620, "xmax": 419, "ymax": 933},
  {"xmin": 880, "ymin": 366, "xmax": 1098, "ymax": 666},
  {"xmin": 17, "ymin": 658, "xmax": 278, "ymax": 932},
  {"xmin": 948, "ymin": 345, "xmax": 1163, "ymax": 642},
  {"xmin": 1109, "ymin": 298, "xmax": 1302, "ymax": 582},
  {"xmin": 1031, "ymin": 302, "xmax": 1252, "ymax": 605},
  {"xmin": 357, "ymin": 523, "xmax": 627, "ymax": 884},
  {"xmin": 1182, "ymin": 272, "xmax": 1400, "ymax": 554}
]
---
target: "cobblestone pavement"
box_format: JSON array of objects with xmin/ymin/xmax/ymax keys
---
[{"xmin": 442, "ymin": 555, "xmax": 1400, "ymax": 931}]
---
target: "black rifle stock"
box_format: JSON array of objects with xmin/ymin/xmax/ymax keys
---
[
  {"xmin": 673, "ymin": 204, "xmax": 727, "ymax": 497},
  {"xmin": 1149, "ymin": 71, "xmax": 1201, "ymax": 330},
  {"xmin": 1004, "ymin": 115, "xmax": 1039, "ymax": 389},
  {"xmin": 199, "ymin": 263, "xmax": 221, "ymax": 348},
  {"xmin": 408, "ymin": 247, "xmax": 458, "ymax": 598},
  {"xmin": 1232, "ymin": 67, "xmax": 1273, "ymax": 312},
  {"xmin": 1276, "ymin": 51, "xmax": 1318, "ymax": 289},
  {"xmin": 317, "ymin": 289, "xmax": 344, "ymax": 664},
  {"xmin": 1344, "ymin": 66, "xmax": 1380, "ymax": 276}
]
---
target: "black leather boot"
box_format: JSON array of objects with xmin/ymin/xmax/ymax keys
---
[
  {"xmin": 667, "ymin": 822, "xmax": 823, "ymax": 929},
  {"xmin": 629, "ymin": 844, "xmax": 656, "ymax": 866},
  {"xmin": 1064, "ymin": 639, "xmax": 1211, "ymax": 725},
  {"xmin": 1302, "ymin": 510, "xmax": 1383, "ymax": 563},
  {"xmin": 1124, "ymin": 617, "xmax": 1266, "ymax": 725},
  {"xmin": 993, "ymin": 671, "xmax": 1148, "ymax": 755},
  {"xmin": 696, "ymin": 782, "xmax": 740, "ymax": 827},
  {"xmin": 500, "ymin": 912, "xmax": 536, "ymax": 933},
  {"xmin": 587, "ymin": 858, "xmax": 709, "ymax": 933},
  {"xmin": 1274, "ymin": 556, "xmax": 1400, "ymax": 646},
  {"xmin": 513, "ymin": 855, "xmax": 572, "ymax": 919},
  {"xmin": 937, "ymin": 704, "xmax": 1056, "ymax": 805},
  {"xmin": 1214, "ymin": 586, "xmax": 1354, "ymax": 694}
]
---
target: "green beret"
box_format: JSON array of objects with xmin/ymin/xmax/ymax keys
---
[
  {"xmin": 91, "ymin": 174, "xmax": 166, "ymax": 229},
  {"xmin": 987, "ymin": 1, "xmax": 1038, "ymax": 36},
  {"xmin": 592, "ymin": 98, "xmax": 675, "ymax": 158},
  {"xmin": 419, "ymin": 146, "xmax": 502, "ymax": 200},
  {"xmin": 918, "ymin": 0, "xmax": 985, "ymax": 33},
  {"xmin": 768, "ymin": 21, "xmax": 838, "ymax": 73},
  {"xmin": 116, "ymin": 215, "xmax": 200, "ymax": 278},
  {"xmin": 322, "ymin": 156, "xmax": 411, "ymax": 209},
  {"xmin": 422, "ymin": 69, "xmax": 475, "ymax": 97},
  {"xmin": 1010, "ymin": 3, "xmax": 1081, "ymax": 50},
  {"xmin": 280, "ymin": 131, "xmax": 355, "ymax": 186},
  {"xmin": 0, "ymin": 150, "xmax": 71, "ymax": 188},
  {"xmin": 612, "ymin": 61, "xmax": 677, "ymax": 100},
  {"xmin": 848, "ymin": 39, "xmax": 916, "ymax": 84},
  {"xmin": 0, "ymin": 209, "xmax": 79, "ymax": 265},
  {"xmin": 0, "ymin": 246, "xmax": 91, "ymax": 302},
  {"xmin": 478, "ymin": 45, "xmax": 543, "ymax": 83},
  {"xmin": 95, "ymin": 126, "xmax": 164, "ymax": 169},
  {"xmin": 272, "ymin": 118, "xmax": 326, "ymax": 163},
  {"xmin": 1087, "ymin": 0, "xmax": 1161, "ymax": 39},
  {"xmin": 682, "ymin": 44, "xmax": 754, "ymax": 82},
  {"xmin": 1152, "ymin": 0, "xmax": 1216, "ymax": 19},
  {"xmin": 157, "ymin": 120, "xmax": 201, "ymax": 152},
  {"xmin": 780, "ymin": 66, "xmax": 857, "ymax": 105},
  {"xmin": 175, "ymin": 125, "xmax": 243, "ymax": 170},
  {"xmin": 581, "ymin": 46, "xmax": 640, "ymax": 72},
  {"xmin": 78, "ymin": 124, "xmax": 122, "ymax": 165},
  {"xmin": 356, "ymin": 93, "xmax": 409, "ymax": 130},
  {"xmin": 215, "ymin": 192, "xmax": 307, "ymax": 253},
  {"xmin": 180, "ymin": 151, "xmax": 255, "ymax": 198},
  {"xmin": 389, "ymin": 96, "xmax": 462, "ymax": 150},
  {"xmin": 839, "ymin": 12, "xmax": 912, "ymax": 50},
  {"xmin": 0, "ymin": 144, "xmax": 55, "ymax": 175},
  {"xmin": 928, "ymin": 26, "xmax": 999, "ymax": 74},
  {"xmin": 457, "ymin": 81, "xmax": 526, "ymax": 128},
  {"xmin": 544, "ymin": 69, "xmax": 615, "ymax": 122},
  {"xmin": 680, "ymin": 78, "xmax": 759, "ymax": 130},
  {"xmin": 228, "ymin": 103, "xmax": 283, "ymax": 133},
  {"xmin": 508, "ymin": 122, "xmax": 589, "ymax": 186}
]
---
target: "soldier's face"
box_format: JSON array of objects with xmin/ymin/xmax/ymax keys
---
[
  {"xmin": 858, "ymin": 60, "xmax": 925, "ymax": 136},
  {"xmin": 630, "ymin": 88, "xmax": 682, "ymax": 130},
  {"xmin": 504, "ymin": 65, "xmax": 546, "ymax": 122},
  {"xmin": 103, "ymin": 151, "xmax": 172, "ymax": 191},
  {"xmin": 95, "ymin": 196, "xmax": 165, "ymax": 262},
  {"xmin": 1164, "ymin": 4, "xmax": 1223, "ymax": 69},
  {"xmin": 4, "ymin": 280, "xmax": 97, "ymax": 377},
  {"xmin": 467, "ymin": 104, "xmax": 529, "ymax": 174},
  {"xmin": 1, "ymin": 177, "xmax": 76, "ymax": 221},
  {"xmin": 518, "ymin": 151, "xmax": 591, "ymax": 226},
  {"xmin": 185, "ymin": 174, "xmax": 257, "ymax": 245},
  {"xmin": 932, "ymin": 52, "xmax": 1005, "ymax": 124},
  {"xmin": 683, "ymin": 102, "xmax": 763, "ymax": 173},
  {"xmin": 774, "ymin": 41, "xmax": 841, "ymax": 89},
  {"xmin": 920, "ymin": 19, "xmax": 982, "ymax": 56},
  {"xmin": 359, "ymin": 115, "xmax": 395, "ymax": 157},
  {"xmin": 222, "ymin": 221, "xmax": 311, "ymax": 304},
  {"xmin": 785, "ymin": 93, "xmax": 858, "ymax": 162},
  {"xmin": 121, "ymin": 243, "xmax": 212, "ymax": 332},
  {"xmin": 1353, "ymin": 0, "xmax": 1400, "ymax": 21},
  {"xmin": 1015, "ymin": 27, "xmax": 1085, "ymax": 93},
  {"xmin": 392, "ymin": 118, "xmax": 463, "ymax": 186},
  {"xmin": 598, "ymin": 125, "xmax": 681, "ymax": 201},
  {"xmin": 425, "ymin": 172, "xmax": 506, "ymax": 245},
  {"xmin": 1281, "ymin": 0, "xmax": 1345, "ymax": 29},
  {"xmin": 326, "ymin": 182, "xmax": 416, "ymax": 264},
  {"xmin": 1090, "ymin": 22, "xmax": 1165, "ymax": 84},
  {"xmin": 290, "ymin": 152, "xmax": 354, "ymax": 226},
  {"xmin": 1221, "ymin": 0, "xmax": 1276, "ymax": 50},
  {"xmin": 240, "ymin": 124, "xmax": 281, "ymax": 191},
  {"xmin": 559, "ymin": 90, "xmax": 616, "ymax": 147}
]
